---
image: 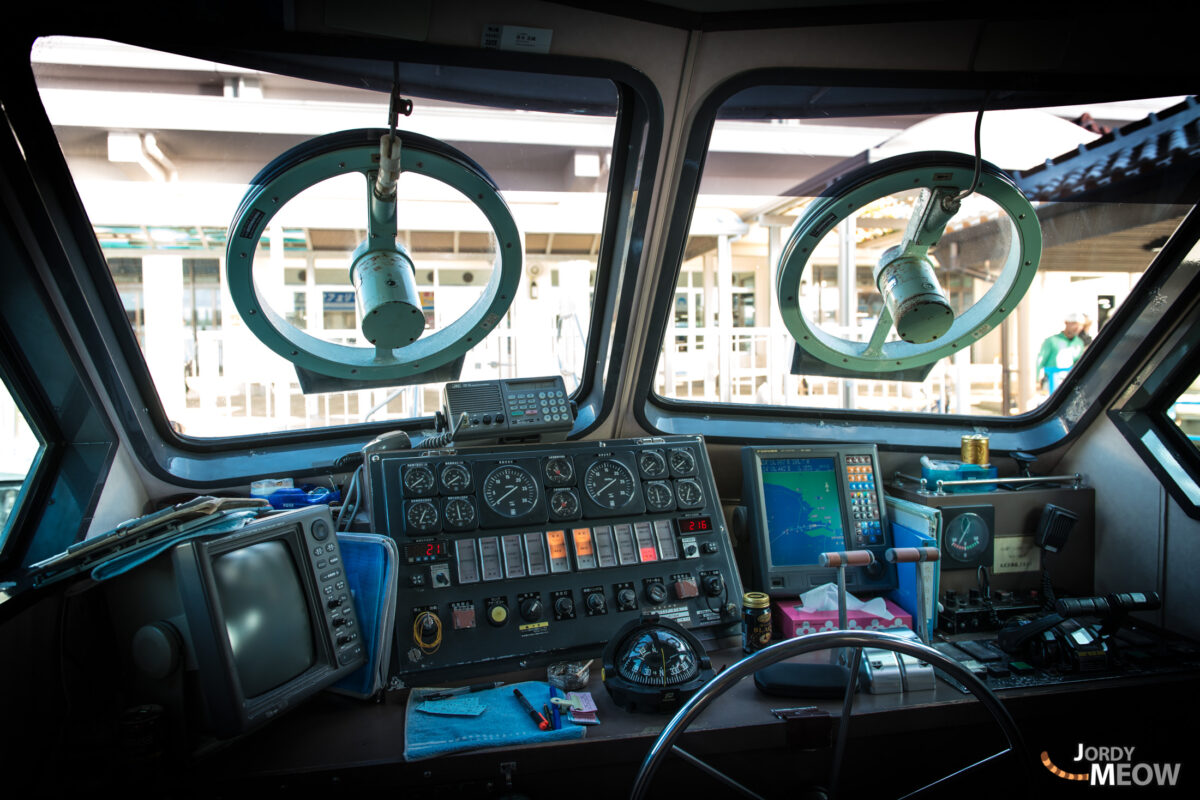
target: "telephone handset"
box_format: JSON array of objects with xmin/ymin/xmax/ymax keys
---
[{"xmin": 997, "ymin": 591, "xmax": 1161, "ymax": 669}]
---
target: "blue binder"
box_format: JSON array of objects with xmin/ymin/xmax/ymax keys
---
[
  {"xmin": 330, "ymin": 533, "xmax": 398, "ymax": 698},
  {"xmin": 885, "ymin": 496, "xmax": 941, "ymax": 642}
]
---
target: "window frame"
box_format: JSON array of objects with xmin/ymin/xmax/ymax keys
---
[
  {"xmin": 12, "ymin": 31, "xmax": 663, "ymax": 486},
  {"xmin": 633, "ymin": 67, "xmax": 1200, "ymax": 456}
]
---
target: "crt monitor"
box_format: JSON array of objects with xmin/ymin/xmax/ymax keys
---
[
  {"xmin": 106, "ymin": 505, "xmax": 365, "ymax": 743},
  {"xmin": 742, "ymin": 444, "xmax": 896, "ymax": 597}
]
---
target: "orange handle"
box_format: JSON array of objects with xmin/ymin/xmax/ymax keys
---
[{"xmin": 818, "ymin": 550, "xmax": 874, "ymax": 567}]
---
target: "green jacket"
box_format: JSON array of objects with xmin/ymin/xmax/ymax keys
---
[{"xmin": 1037, "ymin": 333, "xmax": 1085, "ymax": 380}]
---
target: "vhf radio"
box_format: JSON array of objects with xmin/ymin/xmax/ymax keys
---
[{"xmin": 435, "ymin": 377, "xmax": 575, "ymax": 445}]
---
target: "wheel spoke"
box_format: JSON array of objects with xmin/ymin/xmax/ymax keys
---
[
  {"xmin": 671, "ymin": 745, "xmax": 769, "ymax": 800},
  {"xmin": 861, "ymin": 307, "xmax": 893, "ymax": 358},
  {"xmin": 895, "ymin": 748, "xmax": 1013, "ymax": 800},
  {"xmin": 829, "ymin": 647, "xmax": 862, "ymax": 797}
]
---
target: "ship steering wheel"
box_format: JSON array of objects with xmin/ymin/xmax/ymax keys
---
[{"xmin": 629, "ymin": 629, "xmax": 1032, "ymax": 799}]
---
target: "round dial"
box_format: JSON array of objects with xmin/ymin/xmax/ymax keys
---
[
  {"xmin": 405, "ymin": 499, "xmax": 439, "ymax": 533},
  {"xmin": 945, "ymin": 512, "xmax": 991, "ymax": 563},
  {"xmin": 675, "ymin": 478, "xmax": 704, "ymax": 509},
  {"xmin": 638, "ymin": 450, "xmax": 668, "ymax": 478},
  {"xmin": 483, "ymin": 465, "xmax": 540, "ymax": 518},
  {"xmin": 548, "ymin": 488, "xmax": 581, "ymax": 520},
  {"xmin": 544, "ymin": 456, "xmax": 575, "ymax": 486},
  {"xmin": 616, "ymin": 626, "xmax": 700, "ymax": 686},
  {"xmin": 403, "ymin": 463, "xmax": 436, "ymax": 495},
  {"xmin": 669, "ymin": 448, "xmax": 696, "ymax": 476},
  {"xmin": 439, "ymin": 462, "xmax": 472, "ymax": 494},
  {"xmin": 584, "ymin": 460, "xmax": 637, "ymax": 509},
  {"xmin": 443, "ymin": 496, "xmax": 477, "ymax": 529},
  {"xmin": 643, "ymin": 480, "xmax": 675, "ymax": 512}
]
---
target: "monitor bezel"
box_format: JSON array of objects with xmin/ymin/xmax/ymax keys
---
[
  {"xmin": 175, "ymin": 509, "xmax": 342, "ymax": 737},
  {"xmin": 743, "ymin": 444, "xmax": 897, "ymax": 598}
]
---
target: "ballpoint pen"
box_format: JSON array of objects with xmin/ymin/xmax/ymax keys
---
[{"xmin": 422, "ymin": 681, "xmax": 505, "ymax": 702}]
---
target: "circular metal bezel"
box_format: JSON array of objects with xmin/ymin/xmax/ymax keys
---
[
  {"xmin": 226, "ymin": 129, "xmax": 522, "ymax": 382},
  {"xmin": 482, "ymin": 465, "xmax": 539, "ymax": 518},
  {"xmin": 776, "ymin": 152, "xmax": 1042, "ymax": 372},
  {"xmin": 584, "ymin": 460, "xmax": 637, "ymax": 508}
]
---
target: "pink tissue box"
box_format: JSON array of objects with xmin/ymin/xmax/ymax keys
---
[{"xmin": 773, "ymin": 598, "xmax": 913, "ymax": 638}]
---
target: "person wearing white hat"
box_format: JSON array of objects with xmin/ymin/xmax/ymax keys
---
[{"xmin": 1037, "ymin": 311, "xmax": 1087, "ymax": 391}]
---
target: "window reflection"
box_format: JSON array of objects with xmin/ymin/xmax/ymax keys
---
[{"xmin": 0, "ymin": 378, "xmax": 40, "ymax": 540}]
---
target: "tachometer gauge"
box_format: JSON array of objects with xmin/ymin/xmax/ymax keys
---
[
  {"xmin": 668, "ymin": 448, "xmax": 696, "ymax": 476},
  {"xmin": 638, "ymin": 450, "xmax": 668, "ymax": 479},
  {"xmin": 584, "ymin": 460, "xmax": 637, "ymax": 509},
  {"xmin": 439, "ymin": 462, "xmax": 472, "ymax": 494},
  {"xmin": 404, "ymin": 499, "xmax": 440, "ymax": 534},
  {"xmin": 548, "ymin": 487, "xmax": 581, "ymax": 520},
  {"xmin": 643, "ymin": 480, "xmax": 675, "ymax": 512},
  {"xmin": 483, "ymin": 465, "xmax": 540, "ymax": 518},
  {"xmin": 602, "ymin": 615, "xmax": 714, "ymax": 713},
  {"xmin": 443, "ymin": 496, "xmax": 477, "ymax": 530},
  {"xmin": 674, "ymin": 477, "xmax": 704, "ymax": 509},
  {"xmin": 403, "ymin": 463, "xmax": 436, "ymax": 496}
]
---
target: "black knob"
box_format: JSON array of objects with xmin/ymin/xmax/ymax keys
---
[
  {"xmin": 327, "ymin": 598, "xmax": 342, "ymax": 610},
  {"xmin": 520, "ymin": 598, "xmax": 543, "ymax": 622},
  {"xmin": 554, "ymin": 596, "xmax": 575, "ymax": 617},
  {"xmin": 332, "ymin": 616, "xmax": 347, "ymax": 627},
  {"xmin": 586, "ymin": 593, "xmax": 606, "ymax": 613},
  {"xmin": 645, "ymin": 583, "xmax": 667, "ymax": 605},
  {"xmin": 617, "ymin": 588, "xmax": 637, "ymax": 610},
  {"xmin": 702, "ymin": 575, "xmax": 723, "ymax": 597}
]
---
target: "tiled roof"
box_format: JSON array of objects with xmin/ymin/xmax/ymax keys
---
[{"xmin": 1012, "ymin": 96, "xmax": 1200, "ymax": 202}]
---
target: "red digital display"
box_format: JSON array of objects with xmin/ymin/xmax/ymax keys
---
[
  {"xmin": 405, "ymin": 541, "xmax": 448, "ymax": 561},
  {"xmin": 675, "ymin": 516, "xmax": 714, "ymax": 534}
]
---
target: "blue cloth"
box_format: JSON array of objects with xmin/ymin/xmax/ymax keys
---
[
  {"xmin": 89, "ymin": 510, "xmax": 263, "ymax": 582},
  {"xmin": 331, "ymin": 534, "xmax": 393, "ymax": 697},
  {"xmin": 404, "ymin": 680, "xmax": 584, "ymax": 760}
]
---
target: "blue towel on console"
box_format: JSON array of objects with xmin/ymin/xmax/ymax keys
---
[{"xmin": 403, "ymin": 680, "xmax": 584, "ymax": 760}]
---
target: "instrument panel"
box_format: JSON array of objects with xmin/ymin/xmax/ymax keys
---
[{"xmin": 364, "ymin": 435, "xmax": 743, "ymax": 681}]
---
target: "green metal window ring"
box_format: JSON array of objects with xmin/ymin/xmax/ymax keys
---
[
  {"xmin": 776, "ymin": 152, "xmax": 1042, "ymax": 372},
  {"xmin": 226, "ymin": 129, "xmax": 521, "ymax": 382}
]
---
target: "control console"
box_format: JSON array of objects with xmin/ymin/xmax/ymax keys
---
[{"xmin": 363, "ymin": 435, "xmax": 742, "ymax": 681}]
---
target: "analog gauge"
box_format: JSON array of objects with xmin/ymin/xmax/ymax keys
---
[
  {"xmin": 439, "ymin": 462, "xmax": 472, "ymax": 494},
  {"xmin": 945, "ymin": 512, "xmax": 991, "ymax": 564},
  {"xmin": 443, "ymin": 496, "xmax": 477, "ymax": 529},
  {"xmin": 584, "ymin": 460, "xmax": 637, "ymax": 509},
  {"xmin": 544, "ymin": 456, "xmax": 575, "ymax": 486},
  {"xmin": 403, "ymin": 463, "xmax": 436, "ymax": 495},
  {"xmin": 675, "ymin": 478, "xmax": 704, "ymax": 509},
  {"xmin": 548, "ymin": 488, "xmax": 581, "ymax": 520},
  {"xmin": 668, "ymin": 448, "xmax": 696, "ymax": 476},
  {"xmin": 638, "ymin": 450, "xmax": 668, "ymax": 479},
  {"xmin": 483, "ymin": 465, "xmax": 540, "ymax": 518},
  {"xmin": 643, "ymin": 480, "xmax": 675, "ymax": 512},
  {"xmin": 405, "ymin": 499, "xmax": 440, "ymax": 534}
]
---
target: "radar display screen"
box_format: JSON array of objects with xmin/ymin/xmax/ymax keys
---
[{"xmin": 760, "ymin": 457, "xmax": 845, "ymax": 566}]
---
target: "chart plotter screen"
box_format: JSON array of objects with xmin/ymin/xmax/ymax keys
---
[{"xmin": 761, "ymin": 457, "xmax": 846, "ymax": 566}]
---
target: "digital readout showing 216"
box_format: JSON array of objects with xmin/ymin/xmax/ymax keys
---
[{"xmin": 675, "ymin": 517, "xmax": 713, "ymax": 534}]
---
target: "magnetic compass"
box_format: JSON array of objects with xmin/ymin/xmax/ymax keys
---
[{"xmin": 602, "ymin": 615, "xmax": 714, "ymax": 713}]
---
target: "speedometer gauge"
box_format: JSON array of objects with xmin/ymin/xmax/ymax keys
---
[
  {"xmin": 584, "ymin": 460, "xmax": 636, "ymax": 509},
  {"xmin": 482, "ymin": 465, "xmax": 539, "ymax": 518}
]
